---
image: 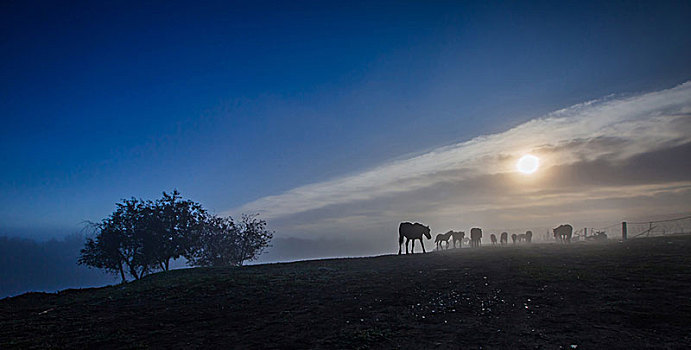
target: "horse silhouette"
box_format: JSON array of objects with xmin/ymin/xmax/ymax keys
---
[
  {"xmin": 450, "ymin": 231, "xmax": 465, "ymax": 248},
  {"xmin": 553, "ymin": 224, "xmax": 573, "ymax": 243},
  {"xmin": 470, "ymin": 227, "xmax": 482, "ymax": 248},
  {"xmin": 517, "ymin": 233, "xmax": 527, "ymax": 242},
  {"xmin": 398, "ymin": 222, "xmax": 431, "ymax": 254},
  {"xmin": 511, "ymin": 233, "xmax": 517, "ymax": 245},
  {"xmin": 490, "ymin": 234, "xmax": 497, "ymax": 245},
  {"xmin": 525, "ymin": 230, "xmax": 533, "ymax": 243},
  {"xmin": 500, "ymin": 232, "xmax": 508, "ymax": 245},
  {"xmin": 435, "ymin": 231, "xmax": 453, "ymax": 250}
]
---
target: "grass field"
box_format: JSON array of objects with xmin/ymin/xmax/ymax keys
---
[{"xmin": 2, "ymin": 235, "xmax": 691, "ymax": 349}]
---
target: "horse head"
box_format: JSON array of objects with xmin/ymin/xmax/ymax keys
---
[{"xmin": 423, "ymin": 225, "xmax": 431, "ymax": 239}]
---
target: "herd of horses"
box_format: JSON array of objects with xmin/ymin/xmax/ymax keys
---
[{"xmin": 398, "ymin": 222, "xmax": 573, "ymax": 254}]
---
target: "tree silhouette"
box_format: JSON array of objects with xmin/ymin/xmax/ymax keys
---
[
  {"xmin": 79, "ymin": 191, "xmax": 272, "ymax": 280},
  {"xmin": 79, "ymin": 198, "xmax": 155, "ymax": 281},
  {"xmin": 151, "ymin": 190, "xmax": 207, "ymax": 271},
  {"xmin": 78, "ymin": 223, "xmax": 128, "ymax": 283},
  {"xmin": 188, "ymin": 214, "xmax": 272, "ymax": 267},
  {"xmin": 79, "ymin": 191, "xmax": 207, "ymax": 281}
]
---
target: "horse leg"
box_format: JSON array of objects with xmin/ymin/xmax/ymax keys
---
[
  {"xmin": 422, "ymin": 238, "xmax": 426, "ymax": 253},
  {"xmin": 406, "ymin": 238, "xmax": 410, "ymax": 254},
  {"xmin": 411, "ymin": 239, "xmax": 415, "ymax": 254}
]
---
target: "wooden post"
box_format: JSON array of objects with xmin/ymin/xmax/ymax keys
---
[{"xmin": 622, "ymin": 222, "xmax": 627, "ymax": 240}]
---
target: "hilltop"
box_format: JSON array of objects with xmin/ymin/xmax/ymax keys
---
[{"xmin": 2, "ymin": 236, "xmax": 691, "ymax": 349}]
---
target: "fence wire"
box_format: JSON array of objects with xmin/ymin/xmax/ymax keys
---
[
  {"xmin": 626, "ymin": 215, "xmax": 691, "ymax": 238},
  {"xmin": 582, "ymin": 214, "xmax": 691, "ymax": 240}
]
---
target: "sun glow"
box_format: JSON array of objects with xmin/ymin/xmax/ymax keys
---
[{"xmin": 516, "ymin": 154, "xmax": 540, "ymax": 174}]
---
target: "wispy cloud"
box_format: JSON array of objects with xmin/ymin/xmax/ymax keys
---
[{"xmin": 235, "ymin": 82, "xmax": 691, "ymax": 223}]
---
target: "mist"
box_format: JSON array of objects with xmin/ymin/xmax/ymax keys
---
[{"xmin": 0, "ymin": 234, "xmax": 117, "ymax": 298}]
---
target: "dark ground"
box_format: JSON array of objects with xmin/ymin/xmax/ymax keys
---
[{"xmin": 2, "ymin": 235, "xmax": 691, "ymax": 349}]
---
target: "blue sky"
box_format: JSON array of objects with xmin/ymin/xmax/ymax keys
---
[{"xmin": 1, "ymin": 1, "xmax": 691, "ymax": 245}]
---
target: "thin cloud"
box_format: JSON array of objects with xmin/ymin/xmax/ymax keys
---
[{"xmin": 234, "ymin": 82, "xmax": 691, "ymax": 221}]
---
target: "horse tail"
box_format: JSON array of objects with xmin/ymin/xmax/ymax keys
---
[{"xmin": 399, "ymin": 232, "xmax": 404, "ymax": 245}]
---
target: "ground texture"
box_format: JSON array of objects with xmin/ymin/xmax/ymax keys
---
[{"xmin": 2, "ymin": 235, "xmax": 691, "ymax": 349}]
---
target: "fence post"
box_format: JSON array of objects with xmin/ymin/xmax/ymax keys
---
[{"xmin": 622, "ymin": 222, "xmax": 627, "ymax": 240}]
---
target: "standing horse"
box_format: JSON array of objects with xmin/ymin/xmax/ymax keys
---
[
  {"xmin": 553, "ymin": 224, "xmax": 573, "ymax": 243},
  {"xmin": 500, "ymin": 232, "xmax": 508, "ymax": 245},
  {"xmin": 435, "ymin": 231, "xmax": 454, "ymax": 251},
  {"xmin": 511, "ymin": 233, "xmax": 518, "ymax": 245},
  {"xmin": 490, "ymin": 234, "xmax": 497, "ymax": 246},
  {"xmin": 451, "ymin": 231, "xmax": 465, "ymax": 248},
  {"xmin": 525, "ymin": 230, "xmax": 533, "ymax": 243},
  {"xmin": 470, "ymin": 227, "xmax": 482, "ymax": 248},
  {"xmin": 398, "ymin": 222, "xmax": 431, "ymax": 254}
]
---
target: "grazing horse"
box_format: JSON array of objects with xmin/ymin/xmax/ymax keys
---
[
  {"xmin": 553, "ymin": 224, "xmax": 573, "ymax": 243},
  {"xmin": 470, "ymin": 227, "xmax": 482, "ymax": 248},
  {"xmin": 511, "ymin": 233, "xmax": 518, "ymax": 245},
  {"xmin": 500, "ymin": 232, "xmax": 508, "ymax": 245},
  {"xmin": 435, "ymin": 231, "xmax": 454, "ymax": 251},
  {"xmin": 517, "ymin": 234, "xmax": 527, "ymax": 242},
  {"xmin": 398, "ymin": 222, "xmax": 432, "ymax": 254},
  {"xmin": 525, "ymin": 231, "xmax": 533, "ymax": 243},
  {"xmin": 490, "ymin": 234, "xmax": 497, "ymax": 245},
  {"xmin": 450, "ymin": 231, "xmax": 465, "ymax": 248}
]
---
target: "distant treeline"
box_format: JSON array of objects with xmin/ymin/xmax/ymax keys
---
[
  {"xmin": 79, "ymin": 190, "xmax": 273, "ymax": 283},
  {"xmin": 0, "ymin": 234, "xmax": 117, "ymax": 298}
]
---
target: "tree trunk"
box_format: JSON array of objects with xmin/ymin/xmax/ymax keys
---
[
  {"xmin": 119, "ymin": 263, "xmax": 126, "ymax": 283},
  {"xmin": 128, "ymin": 262, "xmax": 139, "ymax": 280}
]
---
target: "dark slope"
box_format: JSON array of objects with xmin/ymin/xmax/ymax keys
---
[{"xmin": 2, "ymin": 236, "xmax": 691, "ymax": 349}]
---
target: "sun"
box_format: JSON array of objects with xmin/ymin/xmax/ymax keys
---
[{"xmin": 516, "ymin": 154, "xmax": 540, "ymax": 174}]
